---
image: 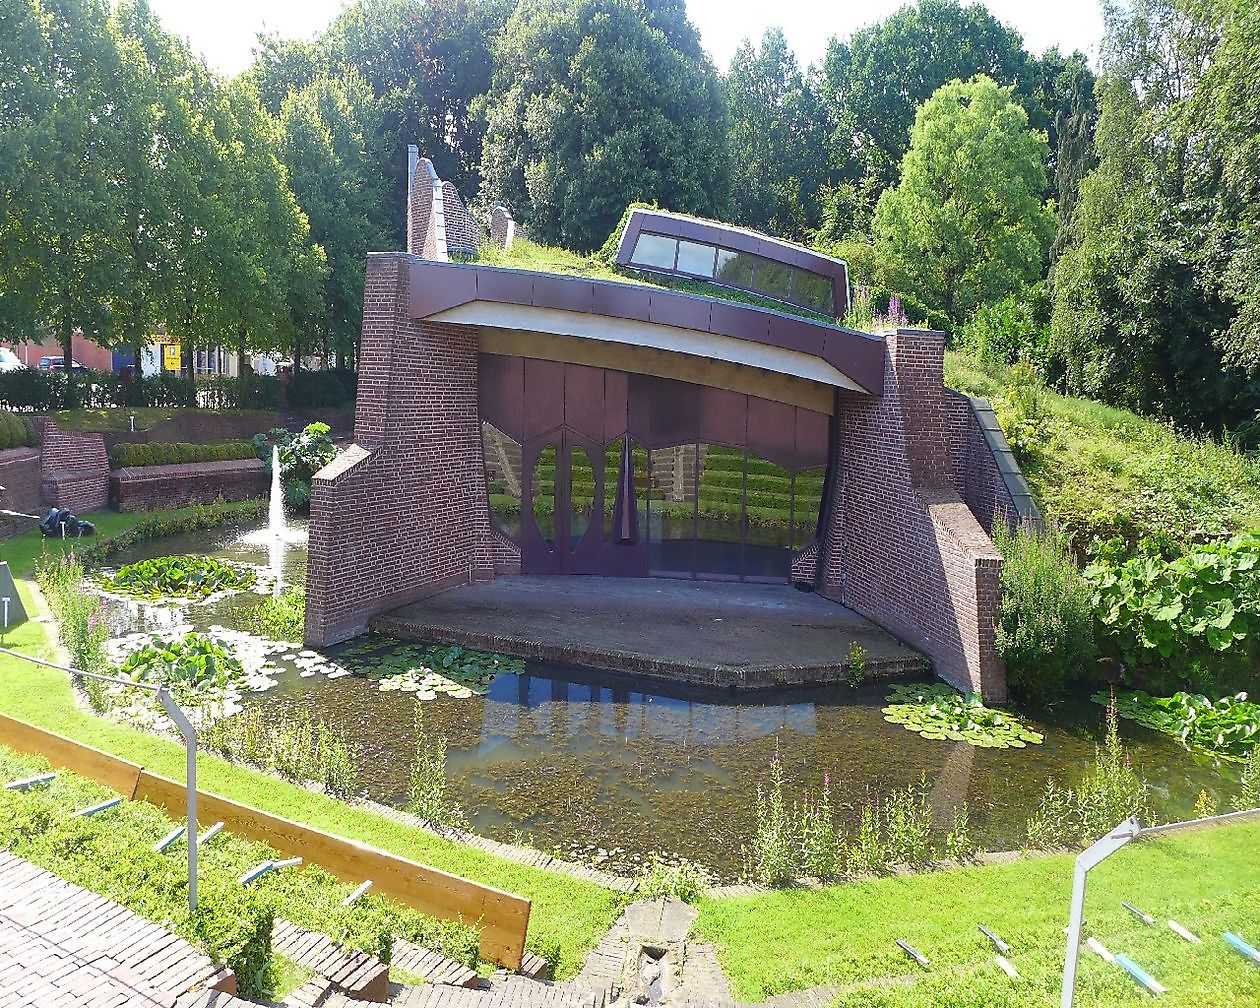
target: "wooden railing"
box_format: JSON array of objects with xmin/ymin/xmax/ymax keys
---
[{"xmin": 0, "ymin": 712, "xmax": 530, "ymax": 968}]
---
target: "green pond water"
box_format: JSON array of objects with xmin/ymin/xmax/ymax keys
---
[{"xmin": 94, "ymin": 520, "xmax": 1244, "ymax": 877}]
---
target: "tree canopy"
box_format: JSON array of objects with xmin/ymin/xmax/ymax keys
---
[
  {"xmin": 476, "ymin": 0, "xmax": 729, "ymax": 251},
  {"xmin": 872, "ymin": 75, "xmax": 1055, "ymax": 330}
]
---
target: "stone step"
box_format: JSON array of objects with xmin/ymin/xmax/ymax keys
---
[
  {"xmin": 391, "ymin": 937, "xmax": 479, "ymax": 988},
  {"xmin": 272, "ymin": 918, "xmax": 390, "ymax": 1003}
]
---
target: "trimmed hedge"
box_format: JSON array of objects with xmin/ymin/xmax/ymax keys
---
[
  {"xmin": 110, "ymin": 440, "xmax": 257, "ymax": 469},
  {"xmin": 0, "ymin": 368, "xmax": 284, "ymax": 412},
  {"xmin": 287, "ymin": 369, "xmax": 355, "ymax": 410},
  {"xmin": 0, "ymin": 411, "xmax": 38, "ymax": 450}
]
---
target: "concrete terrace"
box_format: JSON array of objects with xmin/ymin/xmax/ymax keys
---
[{"xmin": 372, "ymin": 576, "xmax": 928, "ymax": 689}]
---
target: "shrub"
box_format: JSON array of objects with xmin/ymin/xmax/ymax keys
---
[
  {"xmin": 957, "ymin": 284, "xmax": 1050, "ymax": 367},
  {"xmin": 0, "ymin": 367, "xmax": 61, "ymax": 410},
  {"xmin": 287, "ymin": 370, "xmax": 354, "ymax": 410},
  {"xmin": 993, "ymin": 521, "xmax": 1098, "ymax": 703},
  {"xmin": 109, "ymin": 439, "xmax": 256, "ymax": 468},
  {"xmin": 1084, "ymin": 530, "xmax": 1260, "ymax": 693}
]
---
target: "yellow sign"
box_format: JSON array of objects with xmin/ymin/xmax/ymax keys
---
[{"xmin": 163, "ymin": 344, "xmax": 181, "ymax": 371}]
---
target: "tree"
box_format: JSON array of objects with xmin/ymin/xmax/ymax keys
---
[
  {"xmin": 1049, "ymin": 0, "xmax": 1260, "ymax": 429},
  {"xmin": 477, "ymin": 0, "xmax": 729, "ymax": 251},
  {"xmin": 278, "ymin": 73, "xmax": 389, "ymax": 367},
  {"xmin": 251, "ymin": 0, "xmax": 511, "ymax": 249},
  {"xmin": 871, "ymin": 75, "xmax": 1055, "ymax": 330},
  {"xmin": 1036, "ymin": 48, "xmax": 1098, "ymax": 265},
  {"xmin": 821, "ymin": 0, "xmax": 1041, "ymax": 217},
  {"xmin": 0, "ymin": 0, "xmax": 139, "ymax": 401},
  {"xmin": 725, "ymin": 28, "xmax": 827, "ymax": 239}
]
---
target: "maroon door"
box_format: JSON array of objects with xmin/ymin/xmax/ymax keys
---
[{"xmin": 521, "ymin": 428, "xmax": 604, "ymax": 574}]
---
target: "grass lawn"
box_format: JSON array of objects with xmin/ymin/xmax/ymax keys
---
[
  {"xmin": 944, "ymin": 350, "xmax": 1260, "ymax": 544},
  {"xmin": 0, "ymin": 510, "xmax": 625, "ymax": 978},
  {"xmin": 696, "ymin": 815, "xmax": 1260, "ymax": 1005}
]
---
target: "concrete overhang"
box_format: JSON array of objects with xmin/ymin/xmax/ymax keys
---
[{"xmin": 401, "ymin": 256, "xmax": 885, "ymax": 396}]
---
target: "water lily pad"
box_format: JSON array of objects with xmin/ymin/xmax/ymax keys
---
[{"xmin": 882, "ymin": 682, "xmax": 1044, "ymax": 750}]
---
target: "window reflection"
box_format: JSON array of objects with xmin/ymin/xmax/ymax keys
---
[
  {"xmin": 649, "ymin": 443, "xmax": 696, "ymax": 576},
  {"xmin": 793, "ymin": 270, "xmax": 834, "ymax": 314},
  {"xmin": 743, "ymin": 454, "xmax": 793, "ymax": 580},
  {"xmin": 676, "ymin": 239, "xmax": 716, "ymax": 277},
  {"xmin": 754, "ymin": 258, "xmax": 794, "ymax": 302},
  {"xmin": 532, "ymin": 444, "xmax": 556, "ymax": 550},
  {"xmin": 483, "ymin": 422, "xmax": 523, "ymax": 540},
  {"xmin": 570, "ymin": 444, "xmax": 594, "ymax": 550},
  {"xmin": 630, "ymin": 232, "xmax": 677, "ymax": 269},
  {"xmin": 792, "ymin": 466, "xmax": 826, "ymax": 550}
]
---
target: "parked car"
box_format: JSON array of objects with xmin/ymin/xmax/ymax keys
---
[
  {"xmin": 0, "ymin": 348, "xmax": 25, "ymax": 372},
  {"xmin": 37, "ymin": 356, "xmax": 85, "ymax": 372}
]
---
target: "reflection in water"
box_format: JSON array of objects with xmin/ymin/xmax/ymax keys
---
[{"xmin": 99, "ymin": 519, "xmax": 1240, "ymax": 876}]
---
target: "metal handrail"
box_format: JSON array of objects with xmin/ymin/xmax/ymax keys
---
[{"xmin": 0, "ymin": 646, "xmax": 199, "ymax": 912}]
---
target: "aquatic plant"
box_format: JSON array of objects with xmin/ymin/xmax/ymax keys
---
[
  {"xmin": 1099, "ymin": 689, "xmax": 1259, "ymax": 761},
  {"xmin": 34, "ymin": 550, "xmax": 108, "ymax": 673},
  {"xmin": 943, "ymin": 802, "xmax": 977, "ymax": 862},
  {"xmin": 117, "ymin": 632, "xmax": 246, "ymax": 690},
  {"xmin": 242, "ymin": 585, "xmax": 306, "ymax": 641},
  {"xmin": 882, "ymin": 683, "xmax": 1044, "ymax": 748},
  {"xmin": 637, "ymin": 856, "xmax": 714, "ymax": 903},
  {"xmin": 100, "ymin": 554, "xmax": 257, "ymax": 600},
  {"xmin": 748, "ymin": 756, "xmax": 796, "ymax": 885},
  {"xmin": 1234, "ymin": 747, "xmax": 1260, "ymax": 812},
  {"xmin": 202, "ymin": 707, "xmax": 357, "ymax": 796},
  {"xmin": 845, "ymin": 641, "xmax": 868, "ymax": 688},
  {"xmin": 408, "ymin": 705, "xmax": 468, "ymax": 829},
  {"xmin": 337, "ymin": 638, "xmax": 521, "ymax": 695},
  {"xmin": 1025, "ymin": 699, "xmax": 1148, "ymax": 848}
]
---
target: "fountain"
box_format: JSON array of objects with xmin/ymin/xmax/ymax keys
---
[{"xmin": 268, "ymin": 444, "xmax": 285, "ymax": 597}]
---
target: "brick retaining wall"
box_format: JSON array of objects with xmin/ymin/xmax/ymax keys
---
[
  {"xmin": 0, "ymin": 447, "xmax": 42, "ymax": 538},
  {"xmin": 110, "ymin": 458, "xmax": 268, "ymax": 512},
  {"xmin": 306, "ymin": 254, "xmax": 495, "ymax": 645},
  {"xmin": 38, "ymin": 420, "xmax": 108, "ymax": 514},
  {"xmin": 820, "ymin": 330, "xmax": 1005, "ymax": 699}
]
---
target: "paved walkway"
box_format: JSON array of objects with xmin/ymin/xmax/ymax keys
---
[
  {"xmin": 375, "ymin": 576, "xmax": 927, "ymax": 690},
  {"xmin": 0, "ymin": 850, "xmax": 232, "ymax": 1007}
]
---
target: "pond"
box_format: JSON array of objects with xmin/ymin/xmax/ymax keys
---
[{"xmin": 93, "ymin": 519, "xmax": 1240, "ymax": 878}]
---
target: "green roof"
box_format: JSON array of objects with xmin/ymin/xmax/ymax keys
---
[{"xmin": 468, "ymin": 238, "xmax": 840, "ymax": 325}]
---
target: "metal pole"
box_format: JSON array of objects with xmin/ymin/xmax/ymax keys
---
[{"xmin": 156, "ymin": 687, "xmax": 197, "ymax": 915}]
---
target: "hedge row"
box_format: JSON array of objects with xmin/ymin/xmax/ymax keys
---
[
  {"xmin": 0, "ymin": 411, "xmax": 38, "ymax": 450},
  {"xmin": 110, "ymin": 439, "xmax": 257, "ymax": 469},
  {"xmin": 0, "ymin": 367, "xmax": 351, "ymax": 412}
]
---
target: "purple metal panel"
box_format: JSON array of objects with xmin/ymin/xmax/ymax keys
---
[
  {"xmin": 647, "ymin": 292, "xmax": 711, "ymax": 332},
  {"xmin": 821, "ymin": 329, "xmax": 886, "ymax": 396},
  {"xmin": 592, "ymin": 282, "xmax": 652, "ymax": 322},
  {"xmin": 562, "ymin": 363, "xmax": 605, "ymax": 441},
  {"xmin": 477, "ymin": 267, "xmax": 535, "ymax": 307},
  {"xmin": 604, "ymin": 369, "xmax": 629, "ymax": 442},
  {"xmin": 794, "ymin": 407, "xmax": 831, "ymax": 471},
  {"xmin": 643, "ymin": 375, "xmax": 700, "ymax": 449},
  {"xmin": 532, "ymin": 275, "xmax": 595, "ymax": 314},
  {"xmin": 408, "ymin": 259, "xmax": 478, "ymax": 318},
  {"xmin": 767, "ymin": 314, "xmax": 826, "ymax": 358},
  {"xmin": 708, "ymin": 300, "xmax": 771, "ymax": 345},
  {"xmin": 478, "ymin": 353, "xmax": 524, "ymax": 440},
  {"xmin": 523, "ymin": 358, "xmax": 565, "ymax": 440},
  {"xmin": 697, "ymin": 386, "xmax": 747, "ymax": 448},
  {"xmin": 747, "ymin": 397, "xmax": 797, "ymax": 469}
]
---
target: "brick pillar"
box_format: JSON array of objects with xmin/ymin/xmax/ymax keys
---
[
  {"xmin": 820, "ymin": 329, "xmax": 1006, "ymax": 700},
  {"xmin": 306, "ymin": 253, "xmax": 495, "ymax": 646}
]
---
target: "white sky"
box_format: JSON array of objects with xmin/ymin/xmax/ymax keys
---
[{"xmin": 146, "ymin": 0, "xmax": 1106, "ymax": 78}]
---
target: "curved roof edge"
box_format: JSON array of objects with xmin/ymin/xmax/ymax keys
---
[{"xmin": 392, "ymin": 254, "xmax": 885, "ymax": 396}]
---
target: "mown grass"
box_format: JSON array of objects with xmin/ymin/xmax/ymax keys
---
[
  {"xmin": 944, "ymin": 350, "xmax": 1260, "ymax": 545},
  {"xmin": 50, "ymin": 406, "xmax": 281, "ymax": 432},
  {"xmin": 697, "ymin": 815, "xmax": 1260, "ymax": 1005},
  {"xmin": 0, "ymin": 511, "xmax": 625, "ymax": 979}
]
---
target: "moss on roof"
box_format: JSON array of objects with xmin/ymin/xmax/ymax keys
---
[{"xmin": 468, "ymin": 238, "xmax": 839, "ymax": 325}]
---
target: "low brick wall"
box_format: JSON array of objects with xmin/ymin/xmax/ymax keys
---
[
  {"xmin": 110, "ymin": 458, "xmax": 268, "ymax": 512},
  {"xmin": 0, "ymin": 447, "xmax": 42, "ymax": 539},
  {"xmin": 39, "ymin": 421, "xmax": 109, "ymax": 514}
]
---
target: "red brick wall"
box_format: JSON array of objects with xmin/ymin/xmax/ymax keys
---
[
  {"xmin": 306, "ymin": 253, "xmax": 495, "ymax": 645},
  {"xmin": 38, "ymin": 420, "xmax": 109, "ymax": 514},
  {"xmin": 489, "ymin": 205, "xmax": 515, "ymax": 251},
  {"xmin": 110, "ymin": 459, "xmax": 267, "ymax": 512},
  {"xmin": 821, "ymin": 329, "xmax": 1005, "ymax": 699},
  {"xmin": 0, "ymin": 447, "xmax": 42, "ymax": 538},
  {"xmin": 441, "ymin": 181, "xmax": 479, "ymax": 256}
]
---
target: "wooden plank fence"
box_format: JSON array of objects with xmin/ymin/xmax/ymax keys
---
[{"xmin": 0, "ymin": 713, "xmax": 531, "ymax": 969}]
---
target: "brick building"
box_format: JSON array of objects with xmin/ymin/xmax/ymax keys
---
[{"xmin": 306, "ymin": 156, "xmax": 1033, "ymax": 700}]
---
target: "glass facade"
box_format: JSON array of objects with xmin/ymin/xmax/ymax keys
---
[
  {"xmin": 631, "ymin": 232, "xmax": 835, "ymax": 316},
  {"xmin": 482, "ymin": 422, "xmax": 523, "ymax": 540}
]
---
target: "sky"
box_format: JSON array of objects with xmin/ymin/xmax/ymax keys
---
[{"xmin": 147, "ymin": 0, "xmax": 1106, "ymax": 78}]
